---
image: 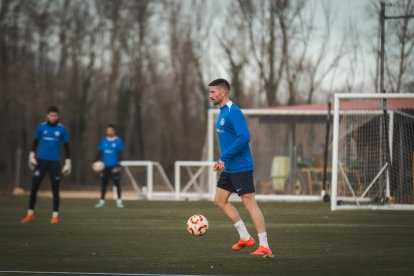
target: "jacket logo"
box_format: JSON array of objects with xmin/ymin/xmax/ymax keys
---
[
  {"xmin": 220, "ymin": 118, "xmax": 225, "ymax": 126},
  {"xmin": 55, "ymin": 131, "xmax": 60, "ymax": 136}
]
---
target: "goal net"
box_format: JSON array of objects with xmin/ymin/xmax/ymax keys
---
[{"xmin": 331, "ymin": 93, "xmax": 414, "ymax": 210}]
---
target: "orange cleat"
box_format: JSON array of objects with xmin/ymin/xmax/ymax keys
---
[
  {"xmin": 50, "ymin": 217, "xmax": 59, "ymax": 224},
  {"xmin": 232, "ymin": 236, "xmax": 256, "ymax": 251},
  {"xmin": 250, "ymin": 245, "xmax": 275, "ymax": 258},
  {"xmin": 20, "ymin": 214, "xmax": 36, "ymax": 224}
]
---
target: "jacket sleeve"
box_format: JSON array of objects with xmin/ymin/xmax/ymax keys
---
[
  {"xmin": 63, "ymin": 142, "xmax": 70, "ymax": 159},
  {"xmin": 219, "ymin": 110, "xmax": 250, "ymax": 163}
]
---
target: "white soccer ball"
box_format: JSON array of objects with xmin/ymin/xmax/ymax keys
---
[
  {"xmin": 187, "ymin": 214, "xmax": 209, "ymax": 236},
  {"xmin": 92, "ymin": 161, "xmax": 105, "ymax": 172}
]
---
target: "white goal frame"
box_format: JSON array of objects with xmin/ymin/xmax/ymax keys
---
[
  {"xmin": 331, "ymin": 93, "xmax": 414, "ymax": 211},
  {"xmin": 120, "ymin": 160, "xmax": 174, "ymax": 200},
  {"xmin": 174, "ymin": 161, "xmax": 217, "ymax": 200}
]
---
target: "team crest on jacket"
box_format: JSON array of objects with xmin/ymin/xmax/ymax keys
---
[
  {"xmin": 55, "ymin": 131, "xmax": 60, "ymax": 136},
  {"xmin": 220, "ymin": 118, "xmax": 225, "ymax": 126}
]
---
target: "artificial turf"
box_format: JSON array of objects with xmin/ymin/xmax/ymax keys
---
[{"xmin": 1, "ymin": 196, "xmax": 414, "ymax": 275}]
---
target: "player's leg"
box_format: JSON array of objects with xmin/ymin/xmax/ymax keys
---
[
  {"xmin": 240, "ymin": 192, "xmax": 273, "ymax": 257},
  {"xmin": 215, "ymin": 172, "xmax": 255, "ymax": 250},
  {"xmin": 231, "ymin": 170, "xmax": 273, "ymax": 256},
  {"xmin": 48, "ymin": 160, "xmax": 61, "ymax": 224},
  {"xmin": 240, "ymin": 193, "xmax": 266, "ymax": 233},
  {"xmin": 111, "ymin": 170, "xmax": 123, "ymax": 208},
  {"xmin": 95, "ymin": 168, "xmax": 110, "ymax": 208},
  {"xmin": 213, "ymin": 187, "xmax": 240, "ymax": 223},
  {"xmin": 21, "ymin": 161, "xmax": 47, "ymax": 223}
]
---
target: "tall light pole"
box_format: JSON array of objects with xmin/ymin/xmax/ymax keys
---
[
  {"xmin": 379, "ymin": 1, "xmax": 414, "ymax": 93},
  {"xmin": 379, "ymin": 1, "xmax": 414, "ymax": 201}
]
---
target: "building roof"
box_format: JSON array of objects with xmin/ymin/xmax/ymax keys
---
[{"xmin": 272, "ymin": 99, "xmax": 414, "ymax": 111}]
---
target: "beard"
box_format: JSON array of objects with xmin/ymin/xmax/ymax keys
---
[{"xmin": 211, "ymin": 98, "xmax": 220, "ymax": 106}]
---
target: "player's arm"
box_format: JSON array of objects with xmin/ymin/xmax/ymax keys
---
[
  {"xmin": 28, "ymin": 139, "xmax": 39, "ymax": 171},
  {"xmin": 219, "ymin": 110, "xmax": 250, "ymax": 164},
  {"xmin": 94, "ymin": 138, "xmax": 105, "ymax": 163},
  {"xmin": 61, "ymin": 130, "xmax": 72, "ymax": 176},
  {"xmin": 63, "ymin": 142, "xmax": 70, "ymax": 159},
  {"xmin": 93, "ymin": 151, "xmax": 102, "ymax": 162}
]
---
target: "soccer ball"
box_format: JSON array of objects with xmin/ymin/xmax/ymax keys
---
[
  {"xmin": 92, "ymin": 161, "xmax": 105, "ymax": 172},
  {"xmin": 187, "ymin": 214, "xmax": 209, "ymax": 236}
]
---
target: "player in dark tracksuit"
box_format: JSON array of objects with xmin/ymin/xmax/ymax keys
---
[
  {"xmin": 21, "ymin": 106, "xmax": 71, "ymax": 224},
  {"xmin": 94, "ymin": 124, "xmax": 125, "ymax": 208}
]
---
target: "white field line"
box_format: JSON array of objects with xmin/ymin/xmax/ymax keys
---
[{"xmin": 0, "ymin": 271, "xmax": 208, "ymax": 276}]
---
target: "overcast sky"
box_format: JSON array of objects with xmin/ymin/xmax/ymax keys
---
[{"xmin": 208, "ymin": 0, "xmax": 381, "ymax": 102}]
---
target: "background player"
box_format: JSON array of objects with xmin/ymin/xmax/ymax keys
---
[
  {"xmin": 208, "ymin": 78, "xmax": 273, "ymax": 257},
  {"xmin": 94, "ymin": 124, "xmax": 125, "ymax": 208},
  {"xmin": 21, "ymin": 106, "xmax": 71, "ymax": 224}
]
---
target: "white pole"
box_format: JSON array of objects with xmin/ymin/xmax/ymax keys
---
[
  {"xmin": 386, "ymin": 111, "xmax": 394, "ymax": 198},
  {"xmin": 331, "ymin": 94, "xmax": 341, "ymax": 211},
  {"xmin": 207, "ymin": 109, "xmax": 215, "ymax": 198},
  {"xmin": 147, "ymin": 162, "xmax": 153, "ymax": 200},
  {"xmin": 174, "ymin": 162, "xmax": 180, "ymax": 200},
  {"xmin": 207, "ymin": 109, "xmax": 214, "ymax": 162}
]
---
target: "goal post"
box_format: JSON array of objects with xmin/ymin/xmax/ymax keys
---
[
  {"xmin": 120, "ymin": 161, "xmax": 175, "ymax": 200},
  {"xmin": 331, "ymin": 93, "xmax": 414, "ymax": 211}
]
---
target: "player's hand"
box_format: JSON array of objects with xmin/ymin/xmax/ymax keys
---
[
  {"xmin": 213, "ymin": 160, "xmax": 225, "ymax": 172},
  {"xmin": 28, "ymin": 151, "xmax": 37, "ymax": 171},
  {"xmin": 62, "ymin": 159, "xmax": 72, "ymax": 176}
]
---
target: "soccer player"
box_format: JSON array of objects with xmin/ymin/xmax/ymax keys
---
[
  {"xmin": 21, "ymin": 106, "xmax": 71, "ymax": 224},
  {"xmin": 208, "ymin": 78, "xmax": 273, "ymax": 257},
  {"xmin": 94, "ymin": 124, "xmax": 125, "ymax": 208}
]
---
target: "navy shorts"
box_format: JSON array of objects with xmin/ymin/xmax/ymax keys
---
[
  {"xmin": 34, "ymin": 159, "xmax": 61, "ymax": 182},
  {"xmin": 217, "ymin": 170, "xmax": 255, "ymax": 196},
  {"xmin": 101, "ymin": 166, "xmax": 121, "ymax": 182}
]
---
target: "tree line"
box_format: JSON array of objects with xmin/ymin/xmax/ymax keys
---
[{"xmin": 0, "ymin": 0, "xmax": 413, "ymax": 190}]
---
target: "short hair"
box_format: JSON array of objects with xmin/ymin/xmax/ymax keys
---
[
  {"xmin": 107, "ymin": 124, "xmax": 117, "ymax": 131},
  {"xmin": 208, "ymin": 78, "xmax": 230, "ymax": 92},
  {"xmin": 47, "ymin": 106, "xmax": 60, "ymax": 114}
]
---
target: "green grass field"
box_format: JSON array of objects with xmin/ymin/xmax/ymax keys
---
[{"xmin": 1, "ymin": 196, "xmax": 414, "ymax": 276}]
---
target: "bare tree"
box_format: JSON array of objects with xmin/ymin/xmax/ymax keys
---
[
  {"xmin": 367, "ymin": 0, "xmax": 414, "ymax": 93},
  {"xmin": 387, "ymin": 0, "xmax": 414, "ymax": 92},
  {"xmin": 0, "ymin": 0, "xmax": 364, "ymax": 191},
  {"xmin": 219, "ymin": 3, "xmax": 249, "ymax": 107}
]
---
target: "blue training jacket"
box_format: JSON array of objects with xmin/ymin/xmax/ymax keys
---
[
  {"xmin": 34, "ymin": 122, "xmax": 70, "ymax": 161},
  {"xmin": 216, "ymin": 101, "xmax": 254, "ymax": 173},
  {"xmin": 99, "ymin": 136, "xmax": 125, "ymax": 167}
]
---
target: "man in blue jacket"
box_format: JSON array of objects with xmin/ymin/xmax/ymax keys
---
[
  {"xmin": 209, "ymin": 78, "xmax": 273, "ymax": 258},
  {"xmin": 94, "ymin": 124, "xmax": 125, "ymax": 208},
  {"xmin": 21, "ymin": 106, "xmax": 71, "ymax": 224}
]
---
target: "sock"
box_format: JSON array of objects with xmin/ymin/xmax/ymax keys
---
[
  {"xmin": 27, "ymin": 210, "xmax": 34, "ymax": 216},
  {"xmin": 234, "ymin": 220, "xmax": 251, "ymax": 241},
  {"xmin": 117, "ymin": 199, "xmax": 122, "ymax": 204},
  {"xmin": 258, "ymin": 232, "xmax": 269, "ymax": 248},
  {"xmin": 52, "ymin": 212, "xmax": 59, "ymax": 218}
]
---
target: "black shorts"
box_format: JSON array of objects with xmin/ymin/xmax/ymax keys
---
[
  {"xmin": 34, "ymin": 159, "xmax": 61, "ymax": 182},
  {"xmin": 101, "ymin": 166, "xmax": 121, "ymax": 182},
  {"xmin": 217, "ymin": 170, "xmax": 255, "ymax": 196}
]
